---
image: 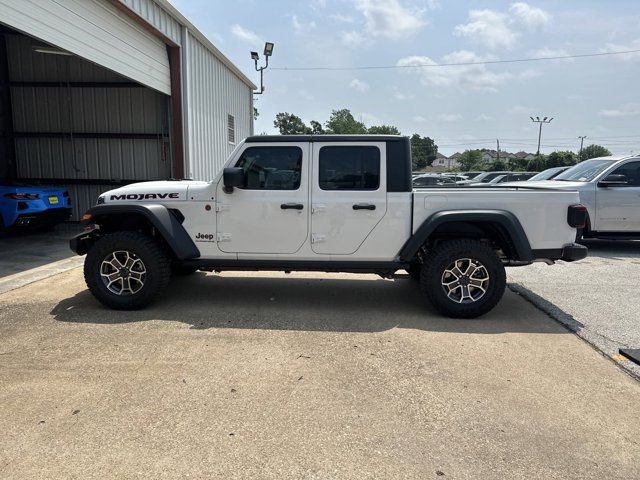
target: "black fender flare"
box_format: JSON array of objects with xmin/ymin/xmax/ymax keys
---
[
  {"xmin": 70, "ymin": 204, "xmax": 200, "ymax": 260},
  {"xmin": 398, "ymin": 210, "xmax": 533, "ymax": 262}
]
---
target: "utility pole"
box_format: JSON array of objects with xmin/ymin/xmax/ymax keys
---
[
  {"xmin": 578, "ymin": 135, "xmax": 587, "ymax": 159},
  {"xmin": 530, "ymin": 116, "xmax": 553, "ymax": 156},
  {"xmin": 496, "ymin": 139, "xmax": 500, "ymax": 164}
]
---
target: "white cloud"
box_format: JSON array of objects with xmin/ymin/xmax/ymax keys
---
[
  {"xmin": 397, "ymin": 50, "xmax": 511, "ymax": 93},
  {"xmin": 353, "ymin": 0, "xmax": 427, "ymax": 39},
  {"xmin": 599, "ymin": 103, "xmax": 640, "ymax": 117},
  {"xmin": 359, "ymin": 112, "xmax": 381, "ymax": 125},
  {"xmin": 413, "ymin": 115, "xmax": 427, "ymax": 122},
  {"xmin": 230, "ymin": 24, "xmax": 262, "ymax": 46},
  {"xmin": 292, "ymin": 15, "xmax": 317, "ymax": 33},
  {"xmin": 349, "ymin": 78, "xmax": 370, "ymax": 93},
  {"xmin": 392, "ymin": 86, "xmax": 415, "ymax": 100},
  {"xmin": 439, "ymin": 113, "xmax": 463, "ymax": 122},
  {"xmin": 341, "ymin": 30, "xmax": 368, "ymax": 47},
  {"xmin": 600, "ymin": 39, "xmax": 640, "ymax": 61},
  {"xmin": 454, "ymin": 9, "xmax": 517, "ymax": 50},
  {"xmin": 330, "ymin": 13, "xmax": 355, "ymax": 23},
  {"xmin": 509, "ymin": 105, "xmax": 535, "ymax": 115},
  {"xmin": 529, "ymin": 47, "xmax": 574, "ymax": 63},
  {"xmin": 509, "ymin": 2, "xmax": 551, "ymax": 30},
  {"xmin": 454, "ymin": 3, "xmax": 551, "ymax": 50},
  {"xmin": 475, "ymin": 114, "xmax": 494, "ymax": 121}
]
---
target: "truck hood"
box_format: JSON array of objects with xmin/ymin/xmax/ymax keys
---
[{"xmin": 101, "ymin": 180, "xmax": 209, "ymax": 203}]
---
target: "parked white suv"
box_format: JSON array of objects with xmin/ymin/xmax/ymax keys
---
[{"xmin": 510, "ymin": 155, "xmax": 640, "ymax": 239}]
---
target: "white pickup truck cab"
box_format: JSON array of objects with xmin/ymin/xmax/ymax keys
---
[
  {"xmin": 514, "ymin": 155, "xmax": 640, "ymax": 239},
  {"xmin": 71, "ymin": 135, "xmax": 587, "ymax": 318}
]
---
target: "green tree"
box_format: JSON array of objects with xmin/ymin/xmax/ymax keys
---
[
  {"xmin": 458, "ymin": 150, "xmax": 483, "ymax": 171},
  {"xmin": 410, "ymin": 134, "xmax": 437, "ymax": 170},
  {"xmin": 253, "ymin": 107, "xmax": 259, "ymax": 121},
  {"xmin": 546, "ymin": 151, "xmax": 577, "ymax": 168},
  {"xmin": 309, "ymin": 120, "xmax": 325, "ymax": 134},
  {"xmin": 527, "ymin": 155, "xmax": 547, "ymax": 172},
  {"xmin": 273, "ymin": 112, "xmax": 311, "ymax": 134},
  {"xmin": 368, "ymin": 125, "xmax": 401, "ymax": 135},
  {"xmin": 579, "ymin": 144, "xmax": 611, "ymax": 162},
  {"xmin": 325, "ymin": 109, "xmax": 367, "ymax": 134},
  {"xmin": 489, "ymin": 160, "xmax": 507, "ymax": 171}
]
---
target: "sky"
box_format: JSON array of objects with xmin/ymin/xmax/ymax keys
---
[{"xmin": 168, "ymin": 0, "xmax": 640, "ymax": 156}]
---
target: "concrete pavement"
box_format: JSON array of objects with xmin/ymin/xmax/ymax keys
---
[
  {"xmin": 508, "ymin": 238, "xmax": 640, "ymax": 377},
  {"xmin": 1, "ymin": 269, "xmax": 639, "ymax": 479}
]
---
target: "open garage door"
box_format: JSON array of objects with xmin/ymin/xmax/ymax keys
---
[{"xmin": 0, "ymin": 0, "xmax": 170, "ymax": 95}]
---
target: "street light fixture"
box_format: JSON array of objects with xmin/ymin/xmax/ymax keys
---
[
  {"xmin": 252, "ymin": 41, "xmax": 274, "ymax": 95},
  {"xmin": 531, "ymin": 116, "xmax": 554, "ymax": 156}
]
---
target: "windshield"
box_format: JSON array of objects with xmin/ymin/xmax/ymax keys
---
[
  {"xmin": 529, "ymin": 167, "xmax": 565, "ymax": 181},
  {"xmin": 554, "ymin": 159, "xmax": 616, "ymax": 182}
]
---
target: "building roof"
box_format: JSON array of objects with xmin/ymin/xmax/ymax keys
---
[
  {"xmin": 153, "ymin": 0, "xmax": 257, "ymax": 90},
  {"xmin": 436, "ymin": 152, "xmax": 448, "ymax": 159}
]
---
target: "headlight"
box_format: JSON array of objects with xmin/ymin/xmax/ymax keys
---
[{"xmin": 96, "ymin": 196, "xmax": 105, "ymax": 205}]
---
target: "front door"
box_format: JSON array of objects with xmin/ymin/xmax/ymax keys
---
[
  {"xmin": 216, "ymin": 143, "xmax": 309, "ymax": 254},
  {"xmin": 595, "ymin": 160, "xmax": 640, "ymax": 232},
  {"xmin": 310, "ymin": 142, "xmax": 387, "ymax": 255}
]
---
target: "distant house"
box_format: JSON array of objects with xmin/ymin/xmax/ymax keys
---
[
  {"xmin": 433, "ymin": 152, "xmax": 460, "ymax": 169},
  {"xmin": 512, "ymin": 151, "xmax": 535, "ymax": 161}
]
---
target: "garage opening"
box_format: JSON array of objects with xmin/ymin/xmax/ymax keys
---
[{"xmin": 0, "ymin": 27, "xmax": 172, "ymax": 222}]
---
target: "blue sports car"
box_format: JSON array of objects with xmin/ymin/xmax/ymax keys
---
[{"xmin": 0, "ymin": 183, "xmax": 72, "ymax": 233}]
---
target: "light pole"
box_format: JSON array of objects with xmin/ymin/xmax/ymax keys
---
[
  {"xmin": 251, "ymin": 42, "xmax": 274, "ymax": 95},
  {"xmin": 578, "ymin": 135, "xmax": 587, "ymax": 159},
  {"xmin": 530, "ymin": 116, "xmax": 553, "ymax": 156}
]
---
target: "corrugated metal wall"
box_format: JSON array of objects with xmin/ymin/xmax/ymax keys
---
[
  {"xmin": 120, "ymin": 0, "xmax": 181, "ymax": 46},
  {"xmin": 5, "ymin": 34, "xmax": 170, "ymax": 220},
  {"xmin": 184, "ymin": 32, "xmax": 252, "ymax": 181}
]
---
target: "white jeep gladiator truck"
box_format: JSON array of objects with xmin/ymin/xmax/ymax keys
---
[{"xmin": 70, "ymin": 135, "xmax": 587, "ymax": 318}]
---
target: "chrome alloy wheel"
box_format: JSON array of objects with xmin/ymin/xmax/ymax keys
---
[
  {"xmin": 441, "ymin": 258, "xmax": 490, "ymax": 304},
  {"xmin": 100, "ymin": 250, "xmax": 147, "ymax": 296}
]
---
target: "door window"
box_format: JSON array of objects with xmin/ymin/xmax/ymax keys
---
[
  {"xmin": 609, "ymin": 161, "xmax": 640, "ymax": 186},
  {"xmin": 235, "ymin": 146, "xmax": 302, "ymax": 190},
  {"xmin": 318, "ymin": 146, "xmax": 380, "ymax": 190}
]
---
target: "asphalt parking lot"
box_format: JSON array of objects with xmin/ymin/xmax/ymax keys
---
[
  {"xmin": 508, "ymin": 239, "xmax": 640, "ymax": 377},
  {"xmin": 1, "ymin": 269, "xmax": 639, "ymax": 479}
]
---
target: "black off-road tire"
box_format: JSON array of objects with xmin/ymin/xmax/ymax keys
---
[
  {"xmin": 420, "ymin": 239, "xmax": 506, "ymax": 319},
  {"xmin": 84, "ymin": 231, "xmax": 171, "ymax": 310},
  {"xmin": 407, "ymin": 263, "xmax": 421, "ymax": 281}
]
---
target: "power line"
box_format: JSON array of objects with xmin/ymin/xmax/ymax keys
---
[{"xmin": 271, "ymin": 49, "xmax": 640, "ymax": 71}]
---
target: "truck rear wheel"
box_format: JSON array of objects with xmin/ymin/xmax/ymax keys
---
[
  {"xmin": 420, "ymin": 239, "xmax": 506, "ymax": 319},
  {"xmin": 84, "ymin": 232, "xmax": 171, "ymax": 310}
]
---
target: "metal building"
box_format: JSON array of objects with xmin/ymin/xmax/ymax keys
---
[{"xmin": 0, "ymin": 0, "xmax": 255, "ymax": 219}]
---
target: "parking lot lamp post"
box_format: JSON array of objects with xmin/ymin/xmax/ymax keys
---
[
  {"xmin": 530, "ymin": 116, "xmax": 553, "ymax": 156},
  {"xmin": 251, "ymin": 42, "xmax": 275, "ymax": 95}
]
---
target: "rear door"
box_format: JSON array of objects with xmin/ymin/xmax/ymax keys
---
[{"xmin": 310, "ymin": 142, "xmax": 387, "ymax": 255}]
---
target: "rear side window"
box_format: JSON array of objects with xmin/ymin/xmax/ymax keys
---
[
  {"xmin": 234, "ymin": 146, "xmax": 302, "ymax": 190},
  {"xmin": 319, "ymin": 146, "xmax": 380, "ymax": 190}
]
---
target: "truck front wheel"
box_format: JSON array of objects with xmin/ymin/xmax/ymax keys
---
[
  {"xmin": 84, "ymin": 231, "xmax": 171, "ymax": 310},
  {"xmin": 420, "ymin": 239, "xmax": 506, "ymax": 319}
]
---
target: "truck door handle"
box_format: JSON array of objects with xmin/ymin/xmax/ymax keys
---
[
  {"xmin": 281, "ymin": 203, "xmax": 304, "ymax": 210},
  {"xmin": 353, "ymin": 204, "xmax": 376, "ymax": 210}
]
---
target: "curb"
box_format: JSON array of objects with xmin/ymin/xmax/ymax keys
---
[
  {"xmin": 0, "ymin": 256, "xmax": 84, "ymax": 295},
  {"xmin": 508, "ymin": 282, "xmax": 640, "ymax": 381}
]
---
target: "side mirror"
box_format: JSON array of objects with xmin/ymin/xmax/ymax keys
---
[
  {"xmin": 223, "ymin": 167, "xmax": 245, "ymax": 192},
  {"xmin": 598, "ymin": 174, "xmax": 628, "ymax": 187}
]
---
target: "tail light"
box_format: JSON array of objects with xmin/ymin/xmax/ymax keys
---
[
  {"xmin": 3, "ymin": 193, "xmax": 40, "ymax": 200},
  {"xmin": 567, "ymin": 204, "xmax": 587, "ymax": 229}
]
